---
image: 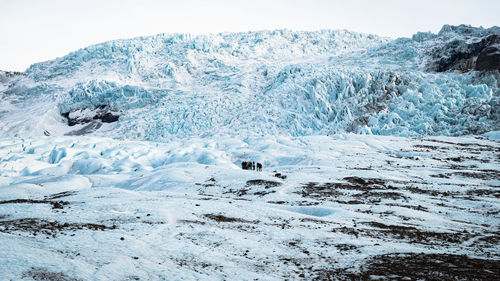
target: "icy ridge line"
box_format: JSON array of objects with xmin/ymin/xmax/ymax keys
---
[{"xmin": 0, "ymin": 25, "xmax": 499, "ymax": 140}]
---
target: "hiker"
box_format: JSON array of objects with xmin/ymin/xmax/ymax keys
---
[{"xmin": 241, "ymin": 161, "xmax": 261, "ymax": 171}]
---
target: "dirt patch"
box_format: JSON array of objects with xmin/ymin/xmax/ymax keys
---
[
  {"xmin": 353, "ymin": 191, "xmax": 406, "ymax": 201},
  {"xmin": 447, "ymin": 156, "xmax": 466, "ymax": 162},
  {"xmin": 366, "ymin": 253, "xmax": 499, "ymax": 280},
  {"xmin": 22, "ymin": 267, "xmax": 82, "ymax": 281},
  {"xmin": 343, "ymin": 177, "xmax": 387, "ymax": 188},
  {"xmin": 253, "ymin": 190, "xmax": 277, "ymax": 196},
  {"xmin": 173, "ymin": 257, "xmax": 224, "ymax": 274},
  {"xmin": 427, "ymin": 140, "xmax": 500, "ymax": 154},
  {"xmin": 331, "ymin": 222, "xmax": 472, "ymax": 246},
  {"xmin": 0, "ymin": 199, "xmax": 70, "ymax": 209},
  {"xmin": 273, "ymin": 173, "xmax": 287, "ymax": 180},
  {"xmin": 299, "ymin": 217, "xmax": 332, "ymax": 224},
  {"xmin": 430, "ymin": 173, "xmax": 451, "ymax": 179},
  {"xmin": 351, "ymin": 167, "xmax": 374, "ymax": 171},
  {"xmin": 267, "ymin": 200, "xmax": 288, "ymax": 205},
  {"xmin": 335, "ymin": 244, "xmax": 359, "ymax": 252},
  {"xmin": 224, "ymin": 187, "xmax": 276, "ymax": 197},
  {"xmin": 386, "ymin": 203, "xmax": 429, "ymax": 212},
  {"xmin": 442, "ymin": 156, "xmax": 491, "ymax": 163},
  {"xmin": 298, "ymin": 182, "xmax": 343, "ymax": 198},
  {"xmin": 200, "ymin": 177, "xmax": 218, "ymax": 187},
  {"xmin": 362, "ymin": 221, "xmax": 472, "ymax": 244},
  {"xmin": 405, "ymin": 186, "xmax": 459, "ymax": 197},
  {"xmin": 44, "ymin": 191, "xmax": 78, "ymax": 200},
  {"xmin": 315, "ymin": 253, "xmax": 500, "ymax": 280},
  {"xmin": 406, "ymin": 186, "xmax": 440, "ymax": 196},
  {"xmin": 298, "ymin": 177, "xmax": 400, "ymax": 201},
  {"xmin": 223, "ymin": 179, "xmax": 281, "ymax": 197},
  {"xmin": 0, "ymin": 218, "xmax": 116, "ymax": 237},
  {"xmin": 141, "ymin": 220, "xmax": 166, "ymax": 225},
  {"xmin": 466, "ymin": 188, "xmax": 500, "ymax": 198},
  {"xmin": 178, "ymin": 219, "xmax": 206, "ymax": 225},
  {"xmin": 335, "ymin": 199, "xmax": 364, "ymax": 205},
  {"xmin": 414, "ymin": 144, "xmax": 443, "ymax": 150},
  {"xmin": 448, "ymin": 170, "xmax": 500, "ymax": 180},
  {"xmin": 474, "ymin": 232, "xmax": 500, "ymax": 250},
  {"xmin": 246, "ymin": 179, "xmax": 282, "ymax": 187},
  {"xmin": 203, "ymin": 214, "xmax": 254, "ymax": 223}
]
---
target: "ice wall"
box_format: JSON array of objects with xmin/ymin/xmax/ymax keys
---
[{"xmin": 0, "ymin": 26, "xmax": 498, "ymax": 140}]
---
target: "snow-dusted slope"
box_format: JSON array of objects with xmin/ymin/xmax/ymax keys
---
[
  {"xmin": 0, "ymin": 134, "xmax": 498, "ymax": 280},
  {"xmin": 0, "ymin": 25, "xmax": 499, "ymax": 280},
  {"xmin": 1, "ymin": 25, "xmax": 499, "ymax": 140}
]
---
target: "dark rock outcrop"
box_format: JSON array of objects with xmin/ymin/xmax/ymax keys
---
[
  {"xmin": 0, "ymin": 70, "xmax": 23, "ymax": 83},
  {"xmin": 427, "ymin": 34, "xmax": 500, "ymax": 72},
  {"xmin": 475, "ymin": 44, "xmax": 500, "ymax": 71},
  {"xmin": 61, "ymin": 105, "xmax": 120, "ymax": 126}
]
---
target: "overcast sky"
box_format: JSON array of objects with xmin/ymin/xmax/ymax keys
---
[{"xmin": 1, "ymin": 0, "xmax": 499, "ymax": 71}]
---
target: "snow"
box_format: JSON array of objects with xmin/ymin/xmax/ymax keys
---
[
  {"xmin": 0, "ymin": 25, "xmax": 499, "ymax": 279},
  {"xmin": 0, "ymin": 134, "xmax": 498, "ymax": 279}
]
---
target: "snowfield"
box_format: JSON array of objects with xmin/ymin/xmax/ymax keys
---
[
  {"xmin": 0, "ymin": 24, "xmax": 499, "ymax": 280},
  {"xmin": 0, "ymin": 134, "xmax": 498, "ymax": 280}
]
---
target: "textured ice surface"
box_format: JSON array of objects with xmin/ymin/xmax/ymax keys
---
[
  {"xmin": 0, "ymin": 134, "xmax": 498, "ymax": 280},
  {"xmin": 0, "ymin": 26, "xmax": 499, "ymax": 140},
  {"xmin": 1, "ymin": 26, "xmax": 499, "ymax": 280}
]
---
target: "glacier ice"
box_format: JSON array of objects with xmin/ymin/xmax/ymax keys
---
[
  {"xmin": 0, "ymin": 25, "xmax": 499, "ymax": 140},
  {"xmin": 0, "ymin": 25, "xmax": 498, "ymax": 281}
]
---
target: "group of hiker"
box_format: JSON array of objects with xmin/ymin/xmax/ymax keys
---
[{"xmin": 242, "ymin": 161, "xmax": 262, "ymax": 171}]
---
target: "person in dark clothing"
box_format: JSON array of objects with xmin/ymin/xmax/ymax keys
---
[{"xmin": 241, "ymin": 161, "xmax": 261, "ymax": 171}]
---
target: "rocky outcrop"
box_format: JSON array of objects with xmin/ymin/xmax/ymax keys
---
[
  {"xmin": 0, "ymin": 70, "xmax": 22, "ymax": 83},
  {"xmin": 61, "ymin": 105, "xmax": 119, "ymax": 126},
  {"xmin": 475, "ymin": 44, "xmax": 500, "ymax": 71},
  {"xmin": 426, "ymin": 33, "xmax": 500, "ymax": 73}
]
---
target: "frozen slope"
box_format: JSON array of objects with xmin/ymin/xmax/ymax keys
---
[
  {"xmin": 0, "ymin": 134, "xmax": 498, "ymax": 280},
  {"xmin": 1, "ymin": 25, "xmax": 499, "ymax": 140},
  {"xmin": 0, "ymin": 25, "xmax": 499, "ymax": 280}
]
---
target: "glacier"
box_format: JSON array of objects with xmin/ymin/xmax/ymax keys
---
[
  {"xmin": 0, "ymin": 25, "xmax": 499, "ymax": 280},
  {"xmin": 1, "ymin": 25, "xmax": 499, "ymax": 140}
]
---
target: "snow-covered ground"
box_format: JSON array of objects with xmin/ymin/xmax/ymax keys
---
[
  {"xmin": 0, "ymin": 134, "xmax": 498, "ymax": 280},
  {"xmin": 0, "ymin": 24, "xmax": 499, "ymax": 280}
]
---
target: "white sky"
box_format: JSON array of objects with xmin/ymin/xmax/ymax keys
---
[{"xmin": 1, "ymin": 0, "xmax": 499, "ymax": 71}]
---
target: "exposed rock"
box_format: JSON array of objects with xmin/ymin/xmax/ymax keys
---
[
  {"xmin": 99, "ymin": 112, "xmax": 120, "ymax": 123},
  {"xmin": 427, "ymin": 33, "xmax": 500, "ymax": 72},
  {"xmin": 475, "ymin": 44, "xmax": 500, "ymax": 71},
  {"xmin": 0, "ymin": 70, "xmax": 22, "ymax": 81},
  {"xmin": 0, "ymin": 70, "xmax": 22, "ymax": 83},
  {"xmin": 61, "ymin": 105, "xmax": 120, "ymax": 126}
]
